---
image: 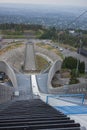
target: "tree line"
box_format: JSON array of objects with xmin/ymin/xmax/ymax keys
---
[
  {"xmin": 0, "ymin": 23, "xmax": 87, "ymax": 48},
  {"xmin": 40, "ymin": 27, "xmax": 87, "ymax": 48},
  {"xmin": 62, "ymin": 56, "xmax": 85, "ymax": 74},
  {"xmin": 0, "ymin": 23, "xmax": 43, "ymax": 31},
  {"xmin": 62, "ymin": 56, "xmax": 85, "ymax": 84}
]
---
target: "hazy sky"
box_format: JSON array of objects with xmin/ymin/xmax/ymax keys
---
[{"xmin": 0, "ymin": 0, "xmax": 87, "ymax": 7}]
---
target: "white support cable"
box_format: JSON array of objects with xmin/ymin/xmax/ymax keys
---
[{"xmin": 66, "ymin": 10, "xmax": 87, "ymax": 29}]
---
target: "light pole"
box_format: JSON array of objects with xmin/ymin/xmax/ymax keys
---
[{"xmin": 76, "ymin": 39, "xmax": 83, "ymax": 76}]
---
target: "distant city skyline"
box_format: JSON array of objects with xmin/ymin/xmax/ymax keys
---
[{"xmin": 0, "ymin": 0, "xmax": 87, "ymax": 7}]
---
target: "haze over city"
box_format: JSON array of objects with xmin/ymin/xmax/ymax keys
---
[{"xmin": 0, "ymin": 0, "xmax": 87, "ymax": 7}]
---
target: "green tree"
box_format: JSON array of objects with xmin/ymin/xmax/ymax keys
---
[
  {"xmin": 40, "ymin": 27, "xmax": 57, "ymax": 40},
  {"xmin": 79, "ymin": 61, "xmax": 85, "ymax": 73},
  {"xmin": 62, "ymin": 56, "xmax": 77, "ymax": 70}
]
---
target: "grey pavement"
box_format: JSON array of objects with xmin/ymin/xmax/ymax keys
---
[
  {"xmin": 24, "ymin": 43, "xmax": 36, "ymax": 71},
  {"xmin": 0, "ymin": 84, "xmax": 13, "ymax": 104},
  {"xmin": 15, "ymin": 74, "xmax": 33, "ymax": 100},
  {"xmin": 36, "ymin": 73, "xmax": 48, "ymax": 94}
]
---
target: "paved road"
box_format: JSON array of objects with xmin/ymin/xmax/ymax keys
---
[{"xmin": 1, "ymin": 39, "xmax": 51, "ymax": 44}]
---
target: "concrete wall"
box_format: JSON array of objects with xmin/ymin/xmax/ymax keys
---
[
  {"xmin": 47, "ymin": 60, "xmax": 87, "ymax": 96},
  {"xmin": 0, "ymin": 61, "xmax": 18, "ymax": 92},
  {"xmin": 0, "ymin": 84, "xmax": 13, "ymax": 104},
  {"xmin": 47, "ymin": 60, "xmax": 64, "ymax": 94}
]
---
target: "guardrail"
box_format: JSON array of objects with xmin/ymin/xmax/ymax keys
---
[
  {"xmin": 66, "ymin": 83, "xmax": 87, "ymax": 95},
  {"xmin": 46, "ymin": 94, "xmax": 85, "ymax": 105}
]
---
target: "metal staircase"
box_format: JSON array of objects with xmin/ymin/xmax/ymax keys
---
[{"xmin": 0, "ymin": 99, "xmax": 81, "ymax": 130}]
